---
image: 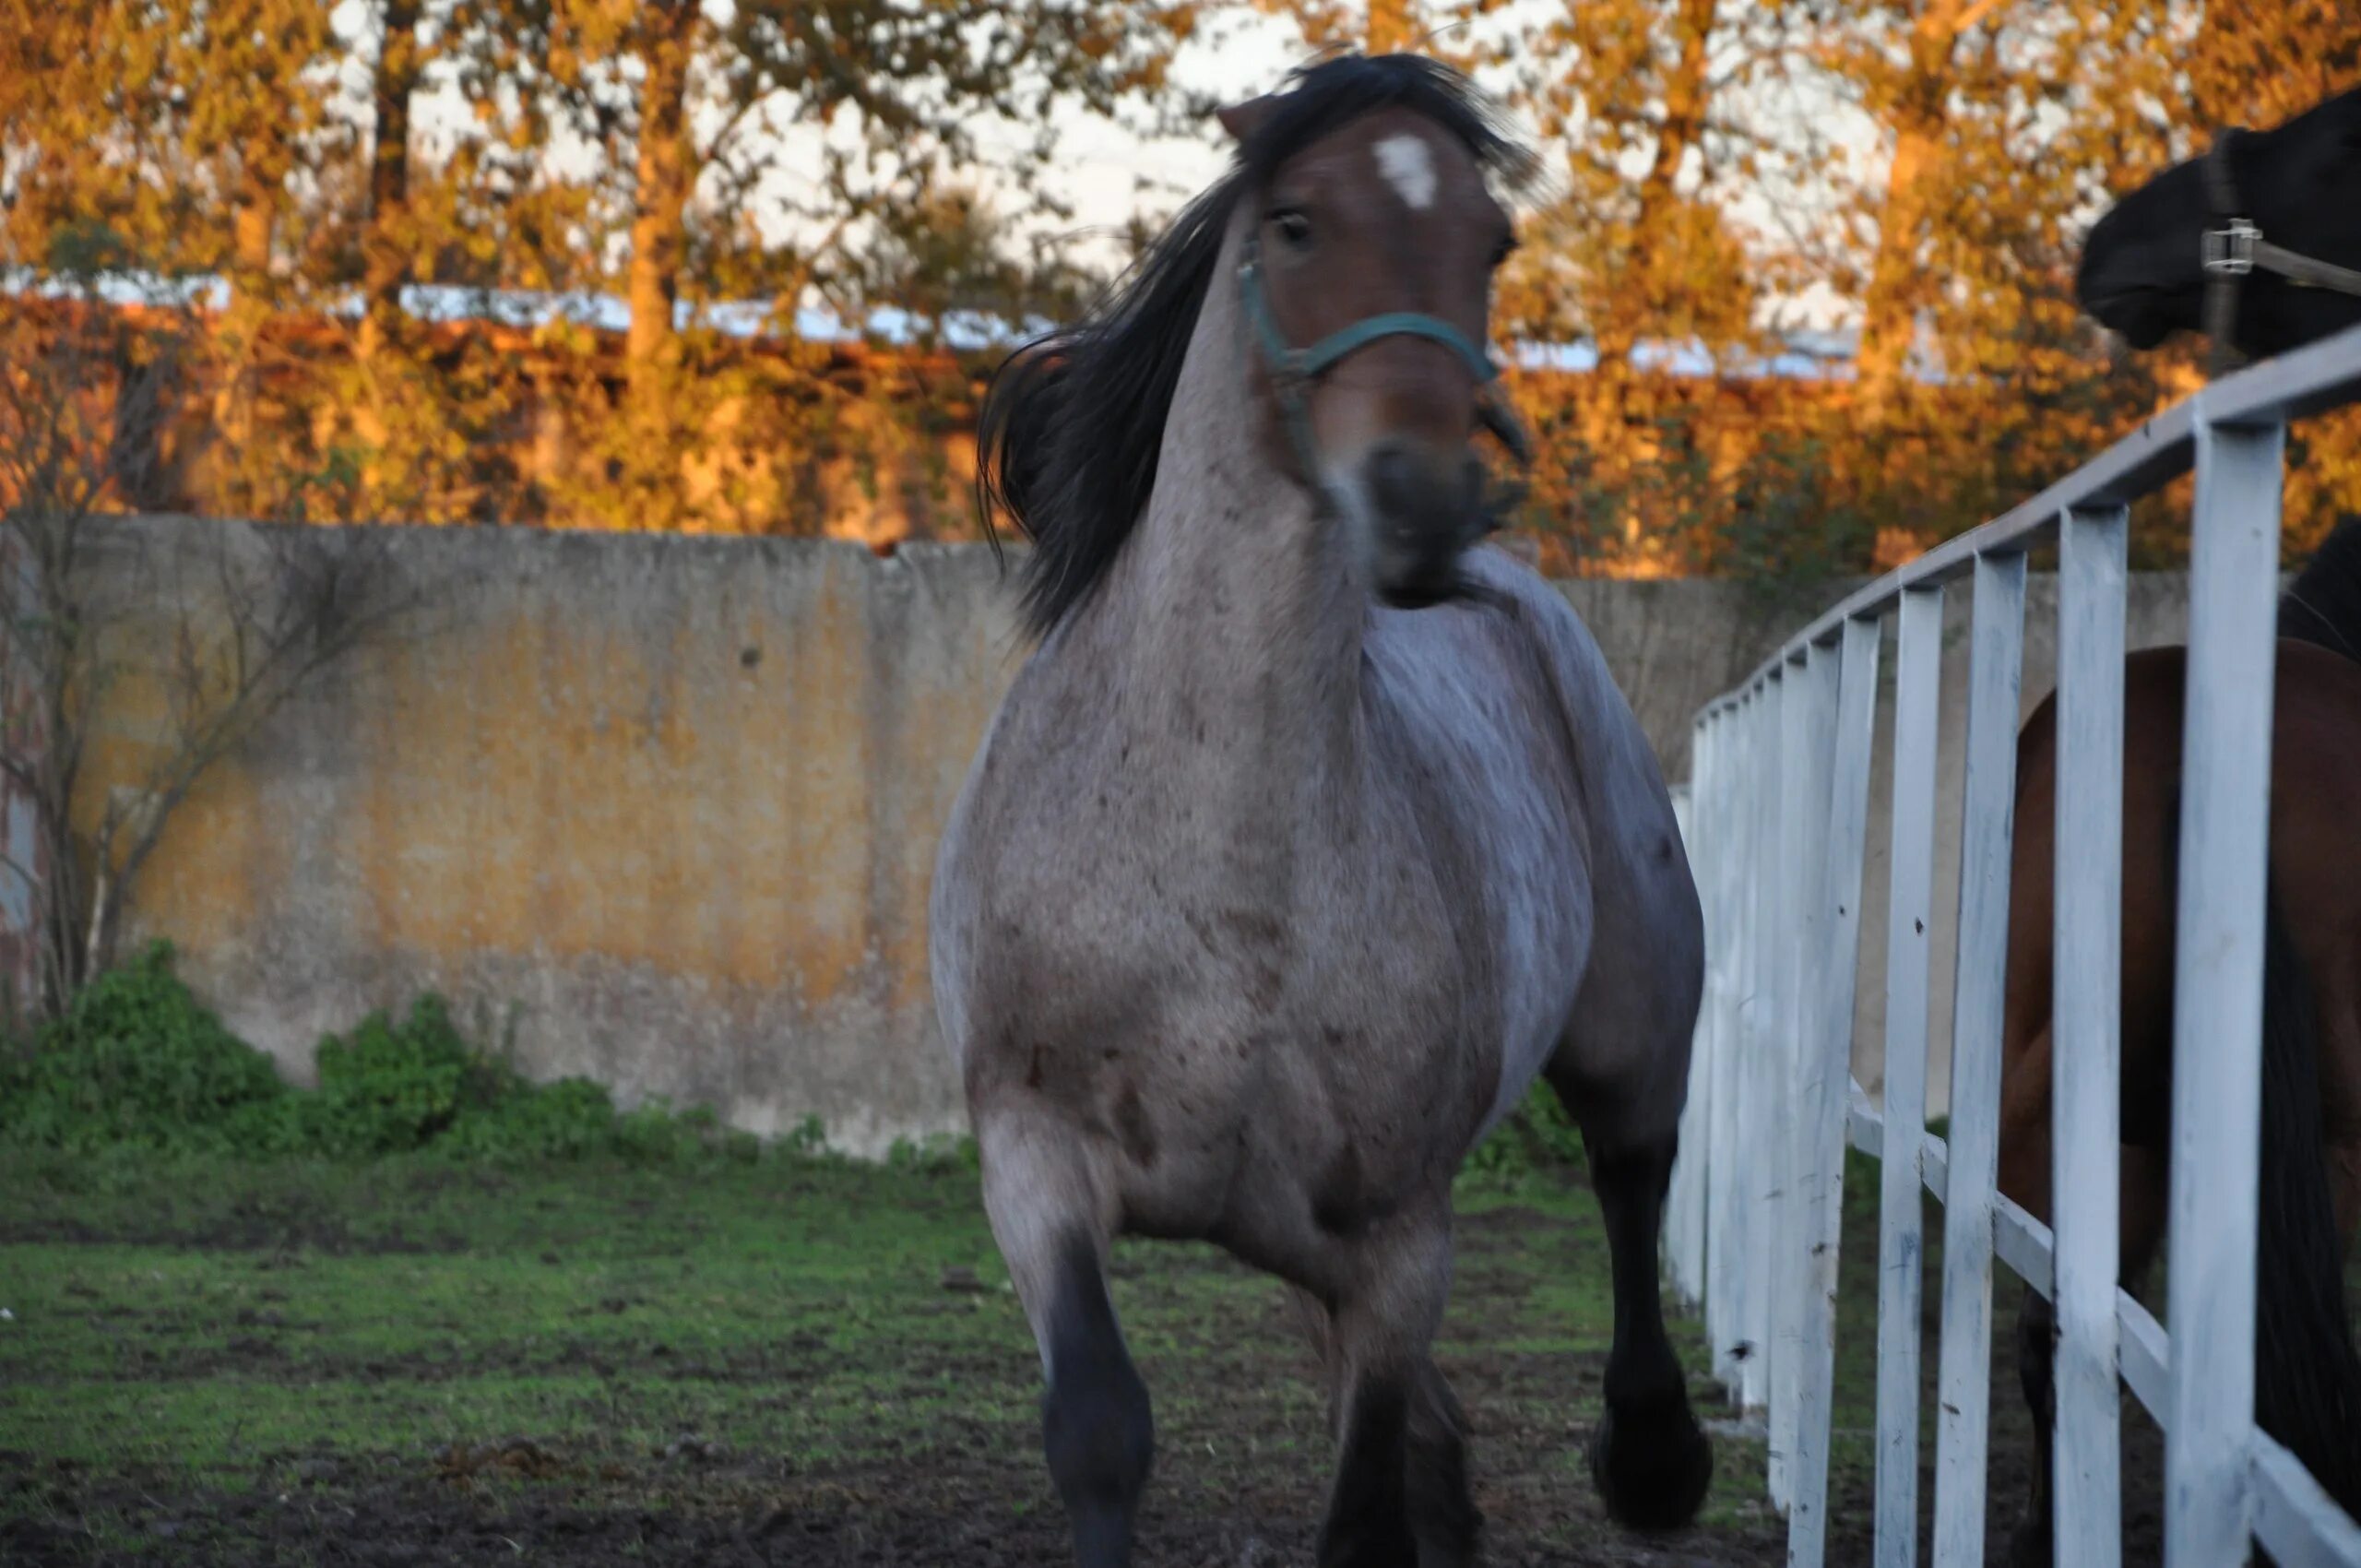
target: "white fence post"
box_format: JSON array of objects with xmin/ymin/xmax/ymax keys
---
[
  {"xmin": 1932, "ymin": 550, "xmax": 2027, "ymax": 1568},
  {"xmin": 2052, "ymin": 503, "xmax": 2130, "ymax": 1567},
  {"xmin": 1874, "ymin": 584, "xmax": 1944, "ymax": 1568},
  {"xmin": 1710, "ymin": 696, "xmax": 1755, "ymax": 1396},
  {"xmin": 2165, "ymin": 413, "xmax": 2285, "ymax": 1568},
  {"xmin": 1789, "ymin": 615, "xmax": 1884, "ymax": 1568},
  {"xmin": 1670, "ymin": 326, "xmax": 2361, "ymax": 1568},
  {"xmin": 1668, "ymin": 773, "xmax": 1707, "ymax": 1304},
  {"xmin": 1773, "ymin": 646, "xmax": 1837, "ymax": 1507},
  {"xmin": 1741, "ymin": 673, "xmax": 1783, "ymax": 1416}
]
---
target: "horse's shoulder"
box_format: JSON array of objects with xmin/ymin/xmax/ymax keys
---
[
  {"xmin": 1460, "ymin": 549, "xmax": 1616, "ymax": 680},
  {"xmin": 1456, "ymin": 550, "xmax": 1647, "ymax": 757}
]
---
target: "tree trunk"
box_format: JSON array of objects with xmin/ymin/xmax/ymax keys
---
[
  {"xmin": 624, "ymin": 2, "xmax": 697, "ymax": 461},
  {"xmin": 354, "ymin": 0, "xmax": 420, "ymax": 484},
  {"xmin": 1856, "ymin": 0, "xmax": 1997, "ymax": 402},
  {"xmin": 1369, "ymin": 0, "xmax": 1415, "ymax": 52},
  {"xmin": 358, "ymin": 0, "xmax": 419, "ymax": 374},
  {"xmin": 208, "ymin": 172, "xmax": 276, "ymax": 505},
  {"xmin": 1633, "ymin": 0, "xmax": 1715, "ymax": 234},
  {"xmin": 1598, "ymin": 0, "xmax": 1717, "ymax": 372}
]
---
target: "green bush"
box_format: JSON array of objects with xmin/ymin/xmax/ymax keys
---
[
  {"xmin": 1461, "ymin": 1082, "xmax": 1589, "ymax": 1185},
  {"xmin": 0, "ymin": 944, "xmax": 291, "ymax": 1155},
  {"xmin": 302, "ymin": 996, "xmax": 498, "ymax": 1156},
  {"xmin": 0, "ymin": 944, "xmax": 764, "ymax": 1166}
]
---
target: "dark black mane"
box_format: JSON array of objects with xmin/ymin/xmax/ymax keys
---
[
  {"xmin": 976, "ymin": 53, "xmax": 1533, "ymax": 637},
  {"xmin": 2282, "ymin": 514, "xmax": 2361, "ymax": 666}
]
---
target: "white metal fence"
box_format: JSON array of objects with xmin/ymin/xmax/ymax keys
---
[{"xmin": 1662, "ymin": 322, "xmax": 2361, "ymax": 1567}]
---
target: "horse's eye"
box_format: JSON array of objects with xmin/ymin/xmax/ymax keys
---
[{"xmin": 1270, "ymin": 207, "xmax": 1313, "ymax": 250}]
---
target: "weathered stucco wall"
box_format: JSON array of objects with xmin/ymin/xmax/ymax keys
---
[
  {"xmin": 81, "ymin": 517, "xmax": 2196, "ymax": 1149},
  {"xmin": 93, "ymin": 522, "xmax": 1021, "ymax": 1155}
]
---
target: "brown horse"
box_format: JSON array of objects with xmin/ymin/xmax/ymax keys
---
[
  {"xmin": 2000, "ymin": 88, "xmax": 2361, "ymax": 1563},
  {"xmin": 1997, "ymin": 521, "xmax": 2361, "ymax": 1561}
]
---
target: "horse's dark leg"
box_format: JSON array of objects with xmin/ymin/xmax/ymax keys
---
[
  {"xmin": 1404, "ymin": 1351, "xmax": 1479, "ymax": 1567},
  {"xmin": 1315, "ymin": 1211, "xmax": 1476, "ymax": 1568},
  {"xmin": 1549, "ymin": 1040, "xmax": 1709, "ymax": 1531},
  {"xmin": 1576, "ymin": 1122, "xmax": 1713, "ymax": 1529},
  {"xmin": 2011, "ymin": 1142, "xmax": 2165, "ymax": 1568},
  {"xmin": 2011, "ymin": 1283, "xmax": 2058, "ymax": 1568},
  {"xmin": 978, "ymin": 1111, "xmax": 1153, "ymax": 1568}
]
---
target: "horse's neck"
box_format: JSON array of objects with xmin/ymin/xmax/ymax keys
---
[{"xmin": 1070, "ymin": 223, "xmax": 1367, "ymax": 785}]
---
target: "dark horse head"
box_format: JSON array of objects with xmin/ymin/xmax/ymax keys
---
[
  {"xmin": 2077, "ymin": 88, "xmax": 2361, "ymax": 361},
  {"xmin": 977, "ymin": 53, "xmax": 1536, "ymax": 632}
]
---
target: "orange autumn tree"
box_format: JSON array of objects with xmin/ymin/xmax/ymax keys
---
[
  {"xmin": 3, "ymin": 0, "xmax": 2356, "ymax": 558},
  {"xmin": 486, "ymin": 0, "xmax": 1198, "ymax": 531}
]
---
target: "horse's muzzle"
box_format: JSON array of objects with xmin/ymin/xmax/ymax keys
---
[{"xmin": 1364, "ymin": 439, "xmax": 1486, "ymax": 609}]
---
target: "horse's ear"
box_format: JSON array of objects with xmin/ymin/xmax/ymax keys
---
[{"xmin": 1216, "ymin": 95, "xmax": 1276, "ymax": 144}]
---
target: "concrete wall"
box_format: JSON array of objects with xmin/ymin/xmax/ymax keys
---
[
  {"xmin": 94, "ymin": 522, "xmax": 1018, "ymax": 1155},
  {"xmin": 81, "ymin": 517, "xmax": 2194, "ymax": 1148}
]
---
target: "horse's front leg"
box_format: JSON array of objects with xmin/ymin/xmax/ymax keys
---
[
  {"xmin": 1548, "ymin": 1059, "xmax": 1713, "ymax": 1531},
  {"xmin": 976, "ymin": 1104, "xmax": 1155, "ymax": 1568},
  {"xmin": 1311, "ymin": 1204, "xmax": 1479, "ymax": 1568}
]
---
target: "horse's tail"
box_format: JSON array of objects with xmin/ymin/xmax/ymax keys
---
[{"xmin": 2251, "ymin": 872, "xmax": 2361, "ymax": 1514}]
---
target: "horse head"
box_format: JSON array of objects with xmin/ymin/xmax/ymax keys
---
[
  {"xmin": 2078, "ymin": 87, "xmax": 2361, "ymax": 362},
  {"xmin": 1216, "ymin": 64, "xmax": 1533, "ymax": 607},
  {"xmin": 979, "ymin": 53, "xmax": 1536, "ymax": 631}
]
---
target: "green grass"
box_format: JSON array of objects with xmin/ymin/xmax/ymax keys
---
[{"xmin": 0, "ymin": 1149, "xmax": 1795, "ymax": 1563}]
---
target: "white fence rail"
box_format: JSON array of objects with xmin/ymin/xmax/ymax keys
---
[{"xmin": 1660, "ymin": 322, "xmax": 2361, "ymax": 1567}]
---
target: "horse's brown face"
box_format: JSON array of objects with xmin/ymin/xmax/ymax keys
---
[{"xmin": 1224, "ymin": 101, "xmax": 1515, "ymax": 608}]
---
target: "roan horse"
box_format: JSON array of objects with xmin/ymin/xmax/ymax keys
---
[
  {"xmin": 1999, "ymin": 88, "xmax": 2361, "ymax": 1563},
  {"xmin": 931, "ymin": 54, "xmax": 1711, "ymax": 1567}
]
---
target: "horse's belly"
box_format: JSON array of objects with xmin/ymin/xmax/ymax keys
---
[{"xmin": 1467, "ymin": 827, "xmax": 1592, "ymax": 1142}]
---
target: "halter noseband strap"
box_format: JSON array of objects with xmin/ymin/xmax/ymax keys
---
[
  {"xmin": 1238, "ymin": 232, "xmax": 1534, "ymax": 477},
  {"xmin": 2201, "ymin": 127, "xmax": 2361, "ymax": 377}
]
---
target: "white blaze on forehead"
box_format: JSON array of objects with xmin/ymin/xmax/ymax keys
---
[{"xmin": 1373, "ymin": 134, "xmax": 1438, "ymax": 211}]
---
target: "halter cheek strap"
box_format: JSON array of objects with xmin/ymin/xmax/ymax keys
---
[
  {"xmin": 2201, "ymin": 127, "xmax": 2361, "ymax": 378},
  {"xmin": 1238, "ymin": 232, "xmax": 1534, "ymax": 482}
]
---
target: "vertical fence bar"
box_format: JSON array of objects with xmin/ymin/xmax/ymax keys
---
[
  {"xmin": 1701, "ymin": 710, "xmax": 1730, "ymax": 1371},
  {"xmin": 2053, "ymin": 504, "xmax": 2130, "ymax": 1568},
  {"xmin": 1710, "ymin": 699, "xmax": 1752, "ymax": 1394},
  {"xmin": 1874, "ymin": 585, "xmax": 1944, "ymax": 1568},
  {"xmin": 1932, "ymin": 551, "xmax": 2027, "ymax": 1568},
  {"xmin": 1667, "ymin": 768, "xmax": 1707, "ymax": 1304},
  {"xmin": 2165, "ymin": 415, "xmax": 2286, "ymax": 1568},
  {"xmin": 1772, "ymin": 646, "xmax": 1834, "ymax": 1505},
  {"xmin": 1741, "ymin": 674, "xmax": 1784, "ymax": 1416},
  {"xmin": 1788, "ymin": 615, "xmax": 1884, "ymax": 1568}
]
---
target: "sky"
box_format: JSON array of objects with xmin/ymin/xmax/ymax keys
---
[{"xmin": 337, "ymin": 2, "xmax": 1883, "ymax": 337}]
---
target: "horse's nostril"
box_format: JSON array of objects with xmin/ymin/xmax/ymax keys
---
[{"xmin": 1366, "ymin": 442, "xmax": 1420, "ymax": 514}]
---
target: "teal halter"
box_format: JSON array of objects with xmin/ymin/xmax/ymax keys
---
[{"xmin": 1237, "ymin": 232, "xmax": 1533, "ymax": 480}]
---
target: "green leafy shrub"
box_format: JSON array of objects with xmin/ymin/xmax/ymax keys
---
[
  {"xmin": 1461, "ymin": 1083, "xmax": 1589, "ymax": 1186},
  {"xmin": 0, "ymin": 944, "xmax": 772, "ymax": 1166},
  {"xmin": 302, "ymin": 996, "xmax": 499, "ymax": 1156},
  {"xmin": 0, "ymin": 944, "xmax": 291, "ymax": 1155},
  {"xmin": 448, "ymin": 1075, "xmax": 622, "ymax": 1160}
]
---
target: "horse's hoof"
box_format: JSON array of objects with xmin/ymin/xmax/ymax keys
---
[
  {"xmin": 1314, "ymin": 1518, "xmax": 1419, "ymax": 1568},
  {"xmin": 1587, "ymin": 1394, "xmax": 1713, "ymax": 1532}
]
